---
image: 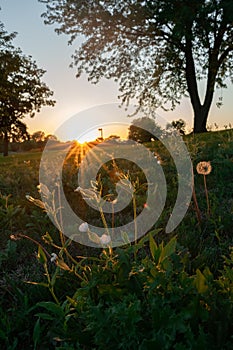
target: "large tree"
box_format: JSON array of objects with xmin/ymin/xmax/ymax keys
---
[
  {"xmin": 128, "ymin": 116, "xmax": 162, "ymax": 142},
  {"xmin": 39, "ymin": 0, "xmax": 233, "ymax": 133},
  {"xmin": 0, "ymin": 22, "xmax": 55, "ymax": 156}
]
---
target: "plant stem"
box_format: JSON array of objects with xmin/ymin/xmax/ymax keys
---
[
  {"xmin": 44, "ymin": 263, "xmax": 60, "ymax": 304},
  {"xmin": 112, "ymin": 202, "xmax": 114, "ymax": 238},
  {"xmin": 11, "ymin": 233, "xmax": 51, "ymax": 258},
  {"xmin": 192, "ymin": 172, "xmax": 202, "ymax": 225},
  {"xmin": 133, "ymin": 194, "xmax": 137, "ymax": 243},
  {"xmin": 99, "ymin": 206, "xmax": 110, "ymax": 236},
  {"xmin": 203, "ymin": 175, "xmax": 210, "ymax": 216}
]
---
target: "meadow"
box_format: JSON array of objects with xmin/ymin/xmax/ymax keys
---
[{"xmin": 0, "ymin": 129, "xmax": 233, "ymax": 349}]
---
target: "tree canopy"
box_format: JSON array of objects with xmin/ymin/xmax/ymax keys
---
[
  {"xmin": 128, "ymin": 116, "xmax": 162, "ymax": 142},
  {"xmin": 166, "ymin": 119, "xmax": 186, "ymax": 135},
  {"xmin": 39, "ymin": 0, "xmax": 233, "ymax": 133},
  {"xmin": 0, "ymin": 21, "xmax": 55, "ymax": 156}
]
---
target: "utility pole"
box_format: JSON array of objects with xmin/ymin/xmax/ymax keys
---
[{"xmin": 98, "ymin": 128, "xmax": 103, "ymax": 140}]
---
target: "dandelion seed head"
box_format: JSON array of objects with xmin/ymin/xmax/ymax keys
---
[
  {"xmin": 196, "ymin": 161, "xmax": 212, "ymax": 175},
  {"xmin": 50, "ymin": 253, "xmax": 57, "ymax": 263},
  {"xmin": 79, "ymin": 222, "xmax": 89, "ymax": 232},
  {"xmin": 100, "ymin": 234, "xmax": 111, "ymax": 245}
]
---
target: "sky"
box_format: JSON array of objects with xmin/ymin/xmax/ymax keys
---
[{"xmin": 0, "ymin": 0, "xmax": 232, "ymax": 142}]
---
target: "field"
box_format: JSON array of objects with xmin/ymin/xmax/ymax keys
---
[{"xmin": 0, "ymin": 129, "xmax": 233, "ymax": 349}]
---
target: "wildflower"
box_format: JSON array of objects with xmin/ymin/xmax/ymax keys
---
[
  {"xmin": 100, "ymin": 234, "xmax": 111, "ymax": 245},
  {"xmin": 196, "ymin": 161, "xmax": 212, "ymax": 175},
  {"xmin": 79, "ymin": 222, "xmax": 89, "ymax": 232},
  {"xmin": 50, "ymin": 253, "xmax": 57, "ymax": 263},
  {"xmin": 196, "ymin": 161, "xmax": 212, "ymax": 216}
]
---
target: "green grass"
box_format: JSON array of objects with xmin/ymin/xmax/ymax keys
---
[{"xmin": 0, "ymin": 130, "xmax": 233, "ymax": 349}]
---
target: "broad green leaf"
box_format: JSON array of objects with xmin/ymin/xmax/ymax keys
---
[{"xmin": 36, "ymin": 301, "xmax": 64, "ymax": 318}]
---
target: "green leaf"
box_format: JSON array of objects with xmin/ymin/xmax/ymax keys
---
[
  {"xmin": 35, "ymin": 313, "xmax": 56, "ymax": 321},
  {"xmin": 159, "ymin": 236, "xmax": 177, "ymax": 263},
  {"xmin": 88, "ymin": 231, "xmax": 100, "ymax": 244},
  {"xmin": 194, "ymin": 269, "xmax": 208, "ymax": 294},
  {"xmin": 149, "ymin": 233, "xmax": 158, "ymax": 261},
  {"xmin": 135, "ymin": 228, "xmax": 162, "ymax": 252},
  {"xmin": 37, "ymin": 245, "xmax": 47, "ymax": 264},
  {"xmin": 97, "ymin": 284, "xmax": 125, "ymax": 298},
  {"xmin": 33, "ymin": 318, "xmax": 41, "ymax": 349},
  {"xmin": 36, "ymin": 301, "xmax": 64, "ymax": 318},
  {"xmin": 121, "ymin": 231, "xmax": 131, "ymax": 244}
]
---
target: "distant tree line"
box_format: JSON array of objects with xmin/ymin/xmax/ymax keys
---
[{"xmin": 0, "ymin": 130, "xmax": 58, "ymax": 153}]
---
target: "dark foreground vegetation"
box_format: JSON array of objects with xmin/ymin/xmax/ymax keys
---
[{"xmin": 0, "ymin": 129, "xmax": 232, "ymax": 349}]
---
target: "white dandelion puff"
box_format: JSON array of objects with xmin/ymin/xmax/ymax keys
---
[
  {"xmin": 79, "ymin": 222, "xmax": 89, "ymax": 232},
  {"xmin": 50, "ymin": 253, "xmax": 57, "ymax": 263},
  {"xmin": 100, "ymin": 234, "xmax": 111, "ymax": 245}
]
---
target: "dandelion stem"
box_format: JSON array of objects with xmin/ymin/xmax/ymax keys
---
[
  {"xmin": 203, "ymin": 175, "xmax": 210, "ymax": 216},
  {"xmin": 192, "ymin": 172, "xmax": 202, "ymax": 225}
]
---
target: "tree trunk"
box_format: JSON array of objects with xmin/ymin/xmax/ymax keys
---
[
  {"xmin": 3, "ymin": 130, "xmax": 9, "ymax": 157},
  {"xmin": 193, "ymin": 107, "xmax": 208, "ymax": 133},
  {"xmin": 184, "ymin": 27, "xmax": 217, "ymax": 134}
]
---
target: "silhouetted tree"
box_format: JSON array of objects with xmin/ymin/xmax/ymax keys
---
[
  {"xmin": 0, "ymin": 21, "xmax": 55, "ymax": 156},
  {"xmin": 45, "ymin": 134, "xmax": 58, "ymax": 141},
  {"xmin": 128, "ymin": 117, "xmax": 162, "ymax": 143},
  {"xmin": 40, "ymin": 0, "xmax": 233, "ymax": 133},
  {"xmin": 167, "ymin": 119, "xmax": 186, "ymax": 135},
  {"xmin": 31, "ymin": 131, "xmax": 45, "ymax": 143}
]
